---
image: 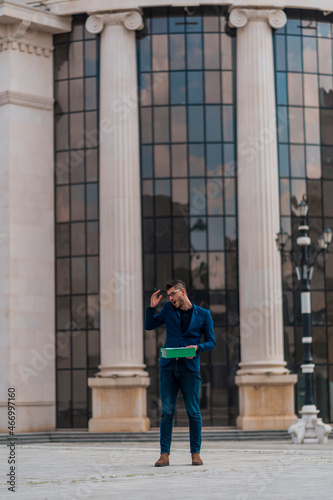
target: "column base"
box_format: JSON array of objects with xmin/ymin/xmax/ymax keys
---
[
  {"xmin": 288, "ymin": 405, "xmax": 332, "ymax": 444},
  {"xmin": 88, "ymin": 373, "xmax": 150, "ymax": 433},
  {"xmin": 236, "ymin": 373, "xmax": 298, "ymax": 430}
]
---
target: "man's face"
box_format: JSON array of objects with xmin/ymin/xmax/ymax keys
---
[{"xmin": 167, "ymin": 286, "xmax": 185, "ymax": 308}]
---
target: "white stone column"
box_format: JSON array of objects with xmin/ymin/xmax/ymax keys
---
[
  {"xmin": 229, "ymin": 8, "xmax": 297, "ymax": 430},
  {"xmin": 86, "ymin": 11, "xmax": 150, "ymax": 432},
  {"xmin": 0, "ymin": 5, "xmax": 71, "ymax": 432}
]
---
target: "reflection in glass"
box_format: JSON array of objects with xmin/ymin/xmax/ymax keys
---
[
  {"xmin": 140, "ymin": 35, "xmax": 151, "ymax": 71},
  {"xmin": 71, "ymin": 257, "xmax": 86, "ymax": 293},
  {"xmin": 307, "ymin": 180, "xmax": 322, "ymax": 216},
  {"xmin": 209, "ymin": 252, "xmax": 225, "ymax": 289},
  {"xmin": 190, "ymin": 217, "xmax": 207, "ymax": 251},
  {"xmin": 154, "ymin": 107, "xmax": 169, "ymax": 143},
  {"xmin": 152, "ymin": 35, "xmax": 168, "ymax": 71},
  {"xmin": 318, "ymin": 38, "xmax": 332, "ymax": 75},
  {"xmin": 55, "ymin": 81, "xmax": 68, "ymax": 114},
  {"xmin": 280, "ymin": 179, "xmax": 291, "ymax": 216},
  {"xmin": 155, "ymin": 179, "xmax": 171, "ymax": 216},
  {"xmin": 221, "ymin": 33, "xmax": 233, "ymax": 69},
  {"xmin": 70, "ymin": 113, "xmax": 84, "ymax": 149},
  {"xmin": 72, "ymin": 331, "xmax": 87, "ymax": 368},
  {"xmin": 304, "ymin": 74, "xmax": 319, "ymax": 107},
  {"xmin": 171, "ymin": 144, "xmax": 187, "ymax": 177},
  {"xmin": 323, "ymin": 181, "xmax": 333, "ymax": 216},
  {"xmin": 208, "ymin": 217, "xmax": 224, "ymax": 250},
  {"xmin": 140, "ymin": 73, "xmax": 152, "ymax": 106},
  {"xmin": 288, "ymin": 73, "xmax": 303, "ymax": 105},
  {"xmin": 225, "ymin": 217, "xmax": 237, "ymax": 250},
  {"xmin": 86, "ymin": 183, "xmax": 98, "ymax": 220},
  {"xmin": 57, "ymin": 296, "xmax": 70, "ymax": 330},
  {"xmin": 84, "ymin": 40, "xmax": 97, "ymax": 76},
  {"xmin": 172, "ymin": 179, "xmax": 188, "ymax": 216},
  {"xmin": 204, "ymin": 34, "xmax": 219, "ymax": 69},
  {"xmin": 279, "ymin": 144, "xmax": 290, "ymax": 177},
  {"xmin": 173, "ymin": 217, "xmax": 189, "ymax": 251},
  {"xmin": 54, "ymin": 44, "xmax": 68, "ymax": 79},
  {"xmin": 191, "ymin": 252, "xmax": 208, "ymax": 289},
  {"xmin": 70, "ymin": 151, "xmax": 84, "ymax": 183},
  {"xmin": 57, "ymin": 331, "xmax": 70, "ymax": 369},
  {"xmin": 205, "ymin": 72, "xmax": 221, "ymax": 103},
  {"xmin": 302, "ymin": 37, "xmax": 317, "ymax": 73},
  {"xmin": 87, "ymin": 221, "xmax": 98, "ymax": 254},
  {"xmin": 57, "ymin": 186, "xmax": 70, "ymax": 222},
  {"xmin": 274, "ymin": 36, "xmax": 286, "ymax": 71},
  {"xmin": 170, "ymin": 34, "xmax": 185, "ymax": 70},
  {"xmin": 288, "ymin": 107, "xmax": 304, "ymax": 143},
  {"xmin": 71, "ymin": 222, "xmax": 85, "ymax": 256},
  {"xmin": 56, "ymin": 223, "xmax": 70, "ymax": 257},
  {"xmin": 321, "ymin": 109, "xmax": 333, "ymax": 146},
  {"xmin": 206, "ymin": 106, "xmax": 221, "ymax": 141},
  {"xmin": 291, "ymin": 179, "xmax": 306, "ymax": 213},
  {"xmin": 69, "ymin": 42, "xmax": 83, "ymax": 78},
  {"xmin": 153, "ymin": 72, "xmax": 169, "ymax": 105},
  {"xmin": 142, "ymin": 145, "xmax": 153, "ymax": 179},
  {"xmin": 190, "ymin": 178, "xmax": 206, "ymax": 215},
  {"xmin": 87, "ymin": 256, "xmax": 99, "ymax": 293},
  {"xmin": 56, "ymin": 115, "xmax": 69, "ymax": 151},
  {"xmin": 206, "ymin": 144, "xmax": 222, "ymax": 177},
  {"xmin": 154, "ymin": 145, "xmax": 170, "ymax": 177},
  {"xmin": 290, "ymin": 145, "xmax": 305, "ymax": 178},
  {"xmin": 207, "ymin": 178, "xmax": 223, "ymax": 215},
  {"xmin": 306, "ymin": 145, "xmax": 321, "ymax": 179},
  {"xmin": 142, "ymin": 180, "xmax": 153, "ymax": 217},
  {"xmin": 156, "ymin": 253, "xmax": 172, "ymax": 286},
  {"xmin": 86, "ymin": 149, "xmax": 98, "ymax": 182},
  {"xmin": 85, "ymin": 77, "xmax": 97, "ymax": 110},
  {"xmin": 57, "ymin": 259, "xmax": 70, "ymax": 295},
  {"xmin": 223, "ymin": 105, "xmax": 234, "ymax": 142},
  {"xmin": 305, "ymin": 108, "xmax": 320, "ymax": 144},
  {"xmin": 188, "ymin": 106, "xmax": 204, "ymax": 142},
  {"xmin": 287, "ymin": 36, "xmax": 302, "ymax": 72},
  {"xmin": 186, "ymin": 34, "xmax": 202, "ymax": 70},
  {"xmin": 171, "ymin": 106, "xmax": 187, "ymax": 142},
  {"xmin": 174, "ymin": 253, "xmax": 190, "ymax": 284},
  {"xmin": 187, "ymin": 71, "xmax": 203, "ymax": 103},
  {"xmin": 276, "ymin": 72, "xmax": 287, "ymax": 105},
  {"xmin": 189, "ymin": 144, "xmax": 205, "ymax": 176},
  {"xmin": 226, "ymin": 252, "xmax": 238, "ymax": 289},
  {"xmin": 170, "ymin": 72, "xmax": 186, "ymax": 105},
  {"xmin": 222, "ymin": 71, "xmax": 233, "ymax": 104},
  {"xmin": 224, "ymin": 178, "xmax": 236, "ymax": 215}
]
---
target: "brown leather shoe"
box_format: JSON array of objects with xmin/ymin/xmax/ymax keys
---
[
  {"xmin": 155, "ymin": 453, "xmax": 170, "ymax": 467},
  {"xmin": 191, "ymin": 453, "xmax": 203, "ymax": 466}
]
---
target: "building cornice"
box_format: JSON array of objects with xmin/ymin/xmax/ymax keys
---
[
  {"xmin": 0, "ymin": 1, "xmax": 71, "ymax": 34},
  {"xmin": 0, "ymin": 90, "xmax": 54, "ymax": 110},
  {"xmin": 41, "ymin": 1, "xmax": 333, "ymax": 17}
]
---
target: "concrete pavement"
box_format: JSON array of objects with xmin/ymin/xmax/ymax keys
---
[{"xmin": 0, "ymin": 440, "xmax": 332, "ymax": 499}]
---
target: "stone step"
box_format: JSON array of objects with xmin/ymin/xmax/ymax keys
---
[{"xmin": 0, "ymin": 428, "xmax": 310, "ymax": 445}]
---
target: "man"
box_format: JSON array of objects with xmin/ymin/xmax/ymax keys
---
[{"xmin": 145, "ymin": 279, "xmax": 216, "ymax": 467}]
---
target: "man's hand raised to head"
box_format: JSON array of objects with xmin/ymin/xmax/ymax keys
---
[{"xmin": 150, "ymin": 289, "xmax": 162, "ymax": 308}]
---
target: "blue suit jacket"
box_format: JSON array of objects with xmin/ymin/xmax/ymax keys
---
[{"xmin": 144, "ymin": 301, "xmax": 216, "ymax": 372}]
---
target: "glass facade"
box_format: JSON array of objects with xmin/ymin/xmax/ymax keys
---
[
  {"xmin": 54, "ymin": 15, "xmax": 101, "ymax": 428},
  {"xmin": 137, "ymin": 6, "xmax": 240, "ymax": 427},
  {"xmin": 274, "ymin": 9, "xmax": 333, "ymax": 422}
]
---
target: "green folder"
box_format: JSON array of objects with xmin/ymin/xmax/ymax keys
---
[{"xmin": 159, "ymin": 347, "xmax": 196, "ymax": 358}]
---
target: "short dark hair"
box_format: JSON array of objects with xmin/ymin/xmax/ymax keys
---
[{"xmin": 165, "ymin": 279, "xmax": 186, "ymax": 291}]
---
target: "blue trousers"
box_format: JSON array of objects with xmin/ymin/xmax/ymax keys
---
[{"xmin": 160, "ymin": 358, "xmax": 202, "ymax": 454}]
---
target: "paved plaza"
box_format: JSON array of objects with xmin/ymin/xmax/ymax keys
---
[{"xmin": 0, "ymin": 440, "xmax": 332, "ymax": 500}]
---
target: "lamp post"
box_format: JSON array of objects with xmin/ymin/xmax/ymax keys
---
[{"xmin": 276, "ymin": 200, "xmax": 332, "ymax": 444}]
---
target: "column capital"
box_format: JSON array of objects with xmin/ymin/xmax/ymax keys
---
[
  {"xmin": 228, "ymin": 8, "xmax": 287, "ymax": 30},
  {"xmin": 85, "ymin": 10, "xmax": 144, "ymax": 34}
]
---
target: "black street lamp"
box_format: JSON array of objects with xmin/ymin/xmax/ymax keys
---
[{"xmin": 276, "ymin": 200, "xmax": 332, "ymax": 444}]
